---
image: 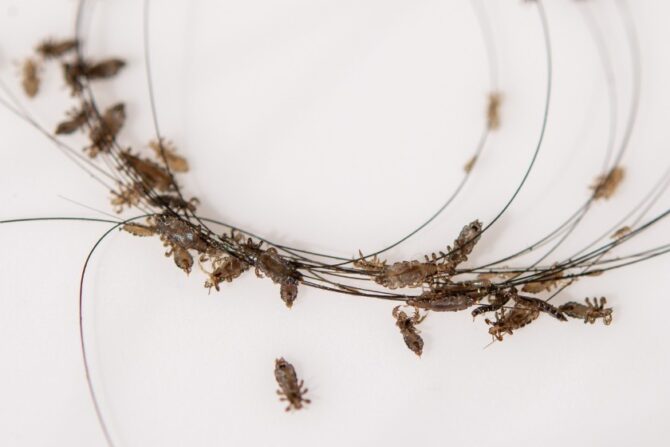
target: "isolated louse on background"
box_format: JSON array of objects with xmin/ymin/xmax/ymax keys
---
[
  {"xmin": 486, "ymin": 91, "xmax": 502, "ymax": 130},
  {"xmin": 591, "ymin": 166, "xmax": 625, "ymax": 200},
  {"xmin": 274, "ymin": 358, "xmax": 310, "ymax": 412},
  {"xmin": 21, "ymin": 58, "xmax": 40, "ymax": 98},
  {"xmin": 35, "ymin": 38, "xmax": 78, "ymax": 59},
  {"xmin": 559, "ymin": 297, "xmax": 613, "ymax": 325},
  {"xmin": 392, "ymin": 305, "xmax": 426, "ymax": 356},
  {"xmin": 149, "ymin": 139, "xmax": 190, "ymax": 173}
]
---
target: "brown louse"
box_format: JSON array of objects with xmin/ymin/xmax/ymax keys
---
[
  {"xmin": 120, "ymin": 150, "xmax": 174, "ymax": 192},
  {"xmin": 487, "ymin": 91, "xmax": 503, "ymax": 130},
  {"xmin": 356, "ymin": 220, "xmax": 483, "ymax": 290},
  {"xmin": 149, "ymin": 139, "xmax": 190, "ymax": 173},
  {"xmin": 374, "ymin": 260, "xmax": 445, "ymax": 290},
  {"xmin": 611, "ymin": 226, "xmax": 631, "ymax": 240},
  {"xmin": 591, "ymin": 166, "xmax": 625, "ymax": 200},
  {"xmin": 35, "ymin": 38, "xmax": 78, "ymax": 59},
  {"xmin": 203, "ymin": 256, "xmax": 250, "ymax": 291},
  {"xmin": 55, "ymin": 102, "xmax": 92, "ymax": 135},
  {"xmin": 87, "ymin": 103, "xmax": 126, "ymax": 157},
  {"xmin": 63, "ymin": 58, "xmax": 126, "ymax": 94},
  {"xmin": 110, "ymin": 183, "xmax": 144, "ymax": 214},
  {"xmin": 253, "ymin": 247, "xmax": 302, "ymax": 308},
  {"xmin": 521, "ymin": 270, "xmax": 564, "ymax": 294},
  {"xmin": 485, "ymin": 304, "xmax": 540, "ymax": 342},
  {"xmin": 559, "ymin": 297, "xmax": 613, "ymax": 325},
  {"xmin": 408, "ymin": 280, "xmax": 490, "ymax": 312},
  {"xmin": 275, "ymin": 358, "xmax": 310, "ymax": 412},
  {"xmin": 21, "ymin": 58, "xmax": 40, "ymax": 98},
  {"xmin": 392, "ymin": 305, "xmax": 426, "ymax": 356}
]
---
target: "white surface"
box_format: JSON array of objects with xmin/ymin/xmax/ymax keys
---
[{"xmin": 1, "ymin": 1, "xmax": 670, "ymax": 446}]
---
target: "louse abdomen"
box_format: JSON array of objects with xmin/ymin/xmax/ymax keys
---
[
  {"xmin": 376, "ymin": 261, "xmax": 438, "ymax": 289},
  {"xmin": 409, "ymin": 294, "xmax": 477, "ymax": 312}
]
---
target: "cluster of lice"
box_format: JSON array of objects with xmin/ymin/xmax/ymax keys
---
[
  {"xmin": 356, "ymin": 220, "xmax": 483, "ymax": 290},
  {"xmin": 23, "ymin": 34, "xmax": 626, "ymax": 398},
  {"xmin": 19, "ymin": 38, "xmax": 79, "ymax": 98}
]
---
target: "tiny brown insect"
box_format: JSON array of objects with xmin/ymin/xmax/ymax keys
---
[
  {"xmin": 513, "ymin": 294, "xmax": 567, "ymax": 321},
  {"xmin": 202, "ymin": 256, "xmax": 250, "ymax": 291},
  {"xmin": 253, "ymin": 247, "xmax": 303, "ymax": 308},
  {"xmin": 392, "ymin": 305, "xmax": 426, "ymax": 356},
  {"xmin": 84, "ymin": 58, "xmax": 126, "ymax": 79},
  {"xmin": 591, "ymin": 166, "xmax": 625, "ymax": 200},
  {"xmin": 169, "ymin": 245, "xmax": 193, "ymax": 274},
  {"xmin": 443, "ymin": 220, "xmax": 483, "ymax": 270},
  {"xmin": 120, "ymin": 150, "xmax": 174, "ymax": 191},
  {"xmin": 521, "ymin": 270, "xmax": 564, "ymax": 294},
  {"xmin": 110, "ymin": 183, "xmax": 144, "ymax": 213},
  {"xmin": 486, "ymin": 92, "xmax": 502, "ymax": 130},
  {"xmin": 55, "ymin": 102, "xmax": 92, "ymax": 135},
  {"xmin": 87, "ymin": 103, "xmax": 126, "ymax": 157},
  {"xmin": 274, "ymin": 358, "xmax": 310, "ymax": 412},
  {"xmin": 559, "ymin": 297, "xmax": 613, "ymax": 325},
  {"xmin": 35, "ymin": 38, "xmax": 78, "ymax": 59},
  {"xmin": 485, "ymin": 304, "xmax": 540, "ymax": 342},
  {"xmin": 121, "ymin": 223, "xmax": 156, "ymax": 237},
  {"xmin": 149, "ymin": 139, "xmax": 190, "ymax": 173},
  {"xmin": 611, "ymin": 226, "xmax": 631, "ymax": 240},
  {"xmin": 63, "ymin": 58, "xmax": 126, "ymax": 94},
  {"xmin": 21, "ymin": 58, "xmax": 40, "ymax": 98},
  {"xmin": 374, "ymin": 260, "xmax": 443, "ymax": 290}
]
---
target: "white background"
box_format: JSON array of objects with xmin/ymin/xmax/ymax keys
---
[{"xmin": 1, "ymin": 1, "xmax": 670, "ymax": 446}]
